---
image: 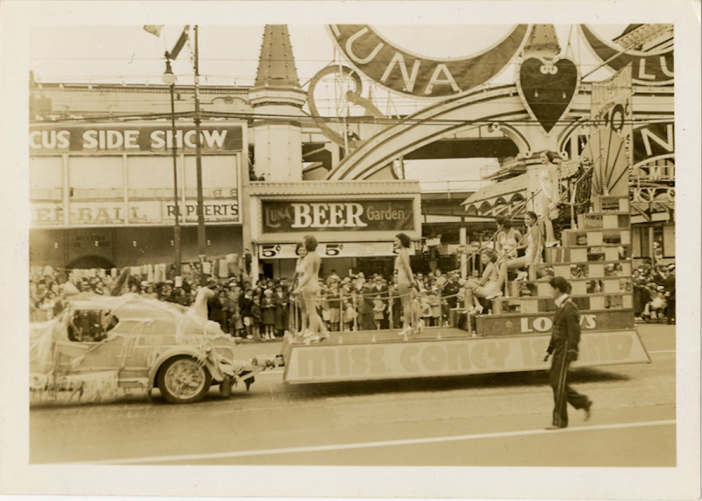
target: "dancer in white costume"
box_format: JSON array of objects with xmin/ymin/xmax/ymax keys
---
[
  {"xmin": 293, "ymin": 235, "xmax": 329, "ymax": 342},
  {"xmin": 394, "ymin": 233, "xmax": 416, "ymax": 337},
  {"xmin": 465, "ymin": 249, "xmax": 506, "ymax": 314},
  {"xmin": 539, "ymin": 151, "xmax": 560, "ymax": 247},
  {"xmin": 291, "ymin": 242, "xmax": 308, "ymax": 334},
  {"xmin": 507, "ymin": 211, "xmax": 543, "ymax": 280},
  {"xmin": 495, "ymin": 216, "xmax": 522, "ymax": 260}
]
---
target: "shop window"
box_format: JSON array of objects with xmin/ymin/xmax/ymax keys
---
[
  {"xmin": 29, "ymin": 156, "xmax": 63, "ymax": 200},
  {"xmin": 662, "ymin": 224, "xmax": 675, "ymax": 258},
  {"xmin": 184, "ymin": 155, "xmax": 238, "ymax": 198},
  {"xmin": 634, "ymin": 225, "xmax": 650, "ymax": 258},
  {"xmin": 69, "ymin": 156, "xmax": 123, "ymax": 199},
  {"xmin": 128, "ymin": 156, "xmax": 176, "ymax": 198}
]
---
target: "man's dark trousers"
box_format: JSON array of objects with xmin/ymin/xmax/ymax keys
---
[{"xmin": 549, "ymin": 342, "xmax": 590, "ymax": 428}]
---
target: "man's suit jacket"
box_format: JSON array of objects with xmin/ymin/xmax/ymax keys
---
[{"xmin": 547, "ymin": 297, "xmax": 581, "ymax": 360}]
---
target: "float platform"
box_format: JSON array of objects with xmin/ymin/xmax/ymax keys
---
[{"xmin": 280, "ymin": 327, "xmax": 650, "ymax": 384}]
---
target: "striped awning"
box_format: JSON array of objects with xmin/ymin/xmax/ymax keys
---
[{"xmin": 461, "ymin": 174, "xmax": 528, "ymax": 217}]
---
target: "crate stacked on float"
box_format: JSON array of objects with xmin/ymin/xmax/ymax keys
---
[{"xmin": 475, "ymin": 195, "xmax": 634, "ymax": 337}]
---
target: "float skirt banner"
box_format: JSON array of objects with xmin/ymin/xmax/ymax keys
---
[
  {"xmin": 284, "ymin": 330, "xmax": 650, "ymax": 383},
  {"xmin": 261, "ymin": 199, "xmax": 414, "ymax": 233}
]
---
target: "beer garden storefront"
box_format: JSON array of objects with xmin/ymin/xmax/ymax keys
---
[{"xmin": 247, "ymin": 181, "xmax": 422, "ymax": 280}]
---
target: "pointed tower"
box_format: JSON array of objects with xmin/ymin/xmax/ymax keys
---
[
  {"xmin": 249, "ymin": 25, "xmax": 307, "ymax": 182},
  {"xmin": 522, "ymin": 24, "xmax": 561, "ymax": 59}
]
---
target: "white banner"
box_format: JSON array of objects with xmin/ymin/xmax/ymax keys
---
[{"xmin": 285, "ymin": 330, "xmax": 650, "ymax": 383}]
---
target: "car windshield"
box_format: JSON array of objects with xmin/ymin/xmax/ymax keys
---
[{"xmin": 68, "ymin": 310, "xmax": 119, "ymax": 343}]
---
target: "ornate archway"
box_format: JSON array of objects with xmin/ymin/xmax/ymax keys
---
[{"xmin": 326, "ymin": 84, "xmax": 532, "ymax": 180}]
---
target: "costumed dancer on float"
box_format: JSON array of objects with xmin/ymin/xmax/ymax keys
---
[
  {"xmin": 507, "ymin": 210, "xmax": 544, "ymax": 281},
  {"xmin": 494, "ymin": 215, "xmax": 522, "ymax": 260},
  {"xmin": 290, "ymin": 242, "xmax": 307, "ymax": 334},
  {"xmin": 539, "ymin": 151, "xmax": 561, "ymax": 248},
  {"xmin": 293, "ymin": 235, "xmax": 330, "ymax": 343},
  {"xmin": 394, "ymin": 233, "xmax": 417, "ymax": 338},
  {"xmin": 464, "ymin": 249, "xmax": 506, "ymax": 314}
]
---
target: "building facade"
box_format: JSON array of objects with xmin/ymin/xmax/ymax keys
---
[{"xmin": 28, "ymin": 24, "xmax": 676, "ymax": 278}]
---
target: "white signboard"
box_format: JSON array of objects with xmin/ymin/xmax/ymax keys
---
[
  {"xmin": 258, "ymin": 241, "xmax": 416, "ymax": 259},
  {"xmin": 128, "ymin": 200, "xmax": 239, "ymax": 224},
  {"xmin": 31, "ymin": 200, "xmax": 239, "ymax": 227}
]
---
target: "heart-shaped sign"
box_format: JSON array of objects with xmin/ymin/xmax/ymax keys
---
[{"xmin": 518, "ymin": 57, "xmax": 580, "ymax": 134}]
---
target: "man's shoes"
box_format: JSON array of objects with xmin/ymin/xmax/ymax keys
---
[
  {"xmin": 584, "ymin": 400, "xmax": 593, "ymax": 421},
  {"xmin": 544, "ymin": 425, "xmax": 567, "ymax": 430}
]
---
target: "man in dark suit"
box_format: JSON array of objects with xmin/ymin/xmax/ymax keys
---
[
  {"xmin": 664, "ymin": 264, "xmax": 676, "ymax": 325},
  {"xmin": 359, "ymin": 283, "xmax": 376, "ymax": 331},
  {"xmin": 544, "ymin": 276, "xmax": 593, "ymax": 429}
]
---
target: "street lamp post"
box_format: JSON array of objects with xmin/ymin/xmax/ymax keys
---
[
  {"xmin": 162, "ymin": 57, "xmax": 182, "ymax": 277},
  {"xmin": 193, "ymin": 26, "xmax": 207, "ymax": 277}
]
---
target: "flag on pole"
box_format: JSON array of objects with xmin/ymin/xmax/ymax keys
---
[
  {"xmin": 143, "ymin": 25, "xmax": 164, "ymax": 37},
  {"xmin": 169, "ymin": 26, "xmax": 190, "ymax": 60}
]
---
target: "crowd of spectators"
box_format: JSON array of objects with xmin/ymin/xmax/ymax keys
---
[
  {"xmin": 28, "ymin": 265, "xmax": 468, "ymax": 338},
  {"xmin": 28, "ymin": 256, "xmax": 677, "ymax": 332},
  {"xmin": 632, "ymin": 262, "xmax": 676, "ymax": 324}
]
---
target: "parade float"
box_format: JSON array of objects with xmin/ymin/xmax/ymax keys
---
[
  {"xmin": 276, "ymin": 24, "xmax": 662, "ymax": 384},
  {"xmin": 279, "ymin": 188, "xmax": 651, "ymax": 384},
  {"xmin": 29, "ymin": 293, "xmax": 277, "ymax": 404}
]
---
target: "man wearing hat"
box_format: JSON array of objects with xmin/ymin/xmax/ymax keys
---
[{"xmin": 544, "ymin": 276, "xmax": 592, "ymax": 429}]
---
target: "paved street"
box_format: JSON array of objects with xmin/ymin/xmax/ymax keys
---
[{"xmin": 30, "ymin": 324, "xmax": 675, "ymax": 466}]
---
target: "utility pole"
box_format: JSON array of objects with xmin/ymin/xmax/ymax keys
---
[
  {"xmin": 193, "ymin": 25, "xmax": 207, "ymax": 280},
  {"xmin": 163, "ymin": 57, "xmax": 182, "ymax": 276}
]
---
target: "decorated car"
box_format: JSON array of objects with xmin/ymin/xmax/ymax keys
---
[{"xmin": 30, "ymin": 293, "xmax": 277, "ymax": 404}]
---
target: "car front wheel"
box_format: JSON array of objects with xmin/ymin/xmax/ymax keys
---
[{"xmin": 157, "ymin": 356, "xmax": 212, "ymax": 404}]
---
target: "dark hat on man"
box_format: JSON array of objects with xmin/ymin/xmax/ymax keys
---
[{"xmin": 549, "ymin": 276, "xmax": 571, "ymax": 294}]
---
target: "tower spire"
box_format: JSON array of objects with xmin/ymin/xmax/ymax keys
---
[
  {"xmin": 249, "ymin": 25, "xmax": 306, "ymax": 183},
  {"xmin": 254, "ymin": 25, "xmax": 302, "ymax": 89}
]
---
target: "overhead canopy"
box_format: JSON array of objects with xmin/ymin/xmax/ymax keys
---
[{"xmin": 461, "ymin": 174, "xmax": 528, "ymax": 217}]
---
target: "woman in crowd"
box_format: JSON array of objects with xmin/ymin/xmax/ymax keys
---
[
  {"xmin": 327, "ymin": 283, "xmax": 342, "ymax": 332},
  {"xmin": 507, "ymin": 211, "xmax": 543, "ymax": 280},
  {"xmin": 465, "ymin": 249, "xmax": 505, "ymax": 314},
  {"xmin": 293, "ymin": 235, "xmax": 329, "ymax": 342},
  {"xmin": 394, "ymin": 232, "xmax": 416, "ymax": 337},
  {"xmin": 251, "ymin": 295, "xmax": 262, "ymax": 339}
]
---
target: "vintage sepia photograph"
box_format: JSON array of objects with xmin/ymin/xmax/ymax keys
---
[{"xmin": 1, "ymin": 1, "xmax": 699, "ymax": 499}]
